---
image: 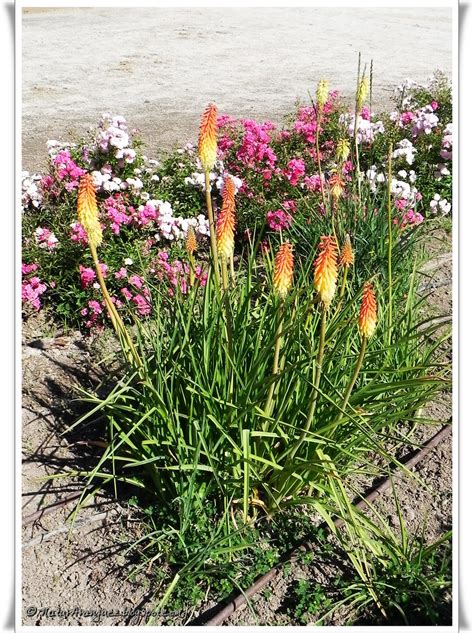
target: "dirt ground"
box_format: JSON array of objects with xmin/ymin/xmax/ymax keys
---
[{"xmin": 22, "ymin": 6, "xmax": 452, "ymax": 171}]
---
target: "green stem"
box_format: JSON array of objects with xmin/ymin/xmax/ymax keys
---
[
  {"xmin": 263, "ymin": 301, "xmax": 284, "ymax": 422},
  {"xmin": 315, "ymin": 109, "xmax": 328, "ymax": 211},
  {"xmin": 353, "ymin": 111, "xmax": 361, "ymax": 202},
  {"xmin": 204, "ymin": 170, "xmax": 221, "ymax": 286},
  {"xmin": 189, "ymin": 252, "xmax": 195, "ymax": 287},
  {"xmin": 288, "ymin": 306, "xmax": 327, "ymax": 460},
  {"xmin": 387, "ymin": 143, "xmax": 393, "ymax": 345},
  {"xmin": 338, "ymin": 265, "xmax": 349, "ymax": 299},
  {"xmin": 335, "ymin": 336, "xmax": 367, "ymax": 424},
  {"xmin": 89, "ymin": 242, "xmax": 141, "ymax": 369}
]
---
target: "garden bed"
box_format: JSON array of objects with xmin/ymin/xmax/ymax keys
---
[{"xmin": 22, "ymin": 71, "xmax": 453, "ymax": 626}]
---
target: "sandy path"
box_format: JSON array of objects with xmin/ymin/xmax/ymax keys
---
[{"xmin": 22, "ymin": 6, "xmax": 452, "ymax": 171}]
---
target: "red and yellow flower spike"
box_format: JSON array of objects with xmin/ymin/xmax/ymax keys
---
[
  {"xmin": 217, "ymin": 176, "xmax": 236, "ymax": 259},
  {"xmin": 359, "ymin": 282, "xmax": 377, "ymax": 338},
  {"xmin": 185, "ymin": 225, "xmax": 197, "ymax": 255},
  {"xmin": 329, "ymin": 171, "xmax": 345, "ymax": 201},
  {"xmin": 198, "ymin": 103, "xmax": 218, "ymax": 172},
  {"xmin": 340, "ymin": 234, "xmax": 354, "ymax": 267},
  {"xmin": 314, "ymin": 235, "xmax": 338, "ymax": 307},
  {"xmin": 77, "ymin": 174, "xmax": 102, "ymax": 248},
  {"xmin": 273, "ymin": 242, "xmax": 294, "ymax": 299}
]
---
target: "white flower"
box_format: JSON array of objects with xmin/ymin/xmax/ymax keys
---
[
  {"xmin": 398, "ymin": 170, "xmax": 407, "ymax": 179},
  {"xmin": 124, "ymin": 258, "xmax": 134, "ymax": 266},
  {"xmin": 393, "ymin": 139, "xmax": 417, "ymax": 166}
]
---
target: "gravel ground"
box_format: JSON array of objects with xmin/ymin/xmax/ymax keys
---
[{"xmin": 22, "ymin": 6, "xmax": 452, "ymax": 171}]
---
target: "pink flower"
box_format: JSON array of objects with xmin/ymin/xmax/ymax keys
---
[
  {"xmin": 401, "ymin": 111, "xmax": 415, "ymax": 125},
  {"xmin": 22, "ymin": 276, "xmax": 47, "ymax": 311},
  {"xmin": 121, "ymin": 287, "xmax": 133, "ymax": 301},
  {"xmin": 360, "ymin": 105, "xmax": 371, "ymax": 121},
  {"xmin": 282, "ymin": 199, "xmax": 297, "ymax": 214},
  {"xmin": 129, "ymin": 274, "xmax": 143, "ymax": 289},
  {"xmin": 70, "ymin": 222, "xmax": 89, "ymax": 246},
  {"xmin": 79, "ymin": 265, "xmax": 96, "ymax": 288},
  {"xmin": 114, "ymin": 267, "xmax": 128, "ymax": 279},
  {"xmin": 22, "ymin": 262, "xmax": 38, "ymax": 275},
  {"xmin": 285, "ymin": 158, "xmax": 305, "ymax": 186},
  {"xmin": 431, "ymin": 101, "xmax": 439, "ymax": 111},
  {"xmin": 132, "ymin": 293, "xmax": 151, "ymax": 316},
  {"xmin": 303, "ymin": 174, "xmax": 323, "ymax": 192},
  {"xmin": 267, "ymin": 209, "xmax": 293, "ymax": 231}
]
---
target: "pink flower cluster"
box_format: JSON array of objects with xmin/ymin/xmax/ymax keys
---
[
  {"xmin": 267, "ymin": 199, "xmax": 297, "ymax": 231},
  {"xmin": 411, "ymin": 104, "xmax": 439, "ymax": 137},
  {"xmin": 440, "ymin": 123, "xmax": 452, "ymax": 161},
  {"xmin": 34, "ymin": 227, "xmax": 58, "ymax": 250},
  {"xmin": 394, "ymin": 208, "xmax": 424, "ymax": 228},
  {"xmin": 52, "ymin": 150, "xmax": 86, "ymax": 191},
  {"xmin": 22, "ymin": 263, "xmax": 47, "ymax": 311},
  {"xmin": 236, "ymin": 119, "xmax": 277, "ymax": 171},
  {"xmin": 69, "ymin": 221, "xmax": 89, "ymax": 246},
  {"xmin": 79, "ymin": 263, "xmax": 107, "ymax": 289},
  {"xmin": 153, "ymin": 251, "xmax": 207, "ymax": 296},
  {"xmin": 293, "ymin": 91, "xmax": 339, "ymax": 144},
  {"xmin": 104, "ymin": 194, "xmax": 133, "ymax": 234},
  {"xmin": 285, "ymin": 158, "xmax": 305, "ymax": 186}
]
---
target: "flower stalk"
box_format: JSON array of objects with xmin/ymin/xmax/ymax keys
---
[
  {"xmin": 198, "ymin": 104, "xmax": 221, "ymax": 285},
  {"xmin": 264, "ymin": 242, "xmax": 294, "ymax": 420},
  {"xmin": 336, "ymin": 282, "xmax": 377, "ymax": 423},
  {"xmin": 78, "ymin": 174, "xmax": 141, "ymax": 369}
]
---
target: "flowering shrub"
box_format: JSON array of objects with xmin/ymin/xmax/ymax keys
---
[{"xmin": 21, "ymin": 73, "xmax": 451, "ymax": 329}]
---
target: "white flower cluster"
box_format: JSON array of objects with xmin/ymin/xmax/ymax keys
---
[
  {"xmin": 391, "ymin": 178, "xmax": 419, "ymax": 205},
  {"xmin": 429, "ymin": 194, "xmax": 451, "ymax": 215},
  {"xmin": 184, "ymin": 160, "xmax": 243, "ymax": 195},
  {"xmin": 339, "ymin": 113, "xmax": 385, "ymax": 144},
  {"xmin": 434, "ymin": 163, "xmax": 450, "ymax": 180},
  {"xmin": 365, "ymin": 165, "xmax": 386, "ymax": 193},
  {"xmin": 149, "ymin": 199, "xmax": 209, "ymax": 242},
  {"xmin": 392, "ymin": 138, "xmax": 417, "ymax": 166},
  {"xmin": 97, "ymin": 113, "xmax": 136, "ymax": 163},
  {"xmin": 397, "ymin": 169, "xmax": 417, "ymax": 184},
  {"xmin": 22, "ymin": 171, "xmax": 43, "ymax": 210},
  {"xmin": 411, "ymin": 105, "xmax": 439, "ymax": 137}
]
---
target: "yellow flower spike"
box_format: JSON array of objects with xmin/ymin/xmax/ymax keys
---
[
  {"xmin": 314, "ymin": 235, "xmax": 338, "ymax": 308},
  {"xmin": 336, "ymin": 138, "xmax": 351, "ymax": 164},
  {"xmin": 359, "ymin": 282, "xmax": 377, "ymax": 338},
  {"xmin": 329, "ymin": 171, "xmax": 345, "ymax": 201},
  {"xmin": 77, "ymin": 174, "xmax": 102, "ymax": 248},
  {"xmin": 356, "ymin": 75, "xmax": 369, "ymax": 112},
  {"xmin": 198, "ymin": 103, "xmax": 218, "ymax": 172},
  {"xmin": 316, "ymin": 79, "xmax": 329, "ymax": 110},
  {"xmin": 217, "ymin": 176, "xmax": 236, "ymax": 259},
  {"xmin": 273, "ymin": 241, "xmax": 294, "ymax": 299},
  {"xmin": 185, "ymin": 225, "xmax": 197, "ymax": 255},
  {"xmin": 340, "ymin": 234, "xmax": 355, "ymax": 267}
]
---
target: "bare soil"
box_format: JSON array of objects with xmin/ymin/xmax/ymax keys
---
[{"xmin": 22, "ymin": 7, "xmax": 452, "ymax": 171}]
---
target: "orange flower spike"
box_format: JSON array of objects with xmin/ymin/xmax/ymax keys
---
[
  {"xmin": 216, "ymin": 176, "xmax": 236, "ymax": 259},
  {"xmin": 273, "ymin": 242, "xmax": 294, "ymax": 299},
  {"xmin": 77, "ymin": 174, "xmax": 102, "ymax": 248},
  {"xmin": 185, "ymin": 225, "xmax": 197, "ymax": 255},
  {"xmin": 359, "ymin": 282, "xmax": 377, "ymax": 338},
  {"xmin": 314, "ymin": 235, "xmax": 338, "ymax": 307},
  {"xmin": 198, "ymin": 103, "xmax": 218, "ymax": 172},
  {"xmin": 329, "ymin": 172, "xmax": 345, "ymax": 201},
  {"xmin": 340, "ymin": 235, "xmax": 354, "ymax": 267}
]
